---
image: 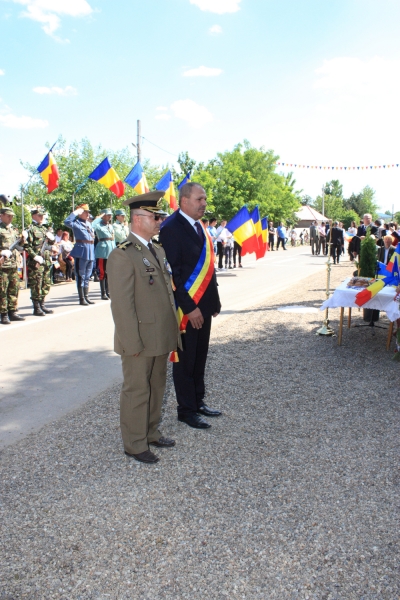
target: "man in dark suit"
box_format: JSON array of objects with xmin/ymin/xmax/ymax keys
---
[
  {"xmin": 329, "ymin": 221, "xmax": 344, "ymax": 264},
  {"xmin": 357, "ymin": 213, "xmax": 378, "ymax": 238},
  {"xmin": 377, "ymin": 235, "xmax": 396, "ymax": 265},
  {"xmin": 159, "ymin": 182, "xmax": 222, "ymax": 429}
]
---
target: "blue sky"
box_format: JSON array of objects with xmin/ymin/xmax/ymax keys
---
[{"xmin": 1, "ymin": 0, "xmax": 400, "ymax": 212}]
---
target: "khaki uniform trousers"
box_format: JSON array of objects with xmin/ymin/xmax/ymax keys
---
[{"xmin": 120, "ymin": 353, "xmax": 168, "ymax": 454}]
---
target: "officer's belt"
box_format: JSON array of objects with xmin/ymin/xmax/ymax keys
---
[
  {"xmin": 75, "ymin": 239, "xmax": 94, "ymax": 244},
  {"xmin": 98, "ymin": 237, "xmax": 114, "ymax": 241}
]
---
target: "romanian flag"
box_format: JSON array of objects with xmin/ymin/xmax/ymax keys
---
[
  {"xmin": 37, "ymin": 150, "xmax": 59, "ymax": 194},
  {"xmin": 261, "ymin": 217, "xmax": 269, "ymax": 254},
  {"xmin": 252, "ymin": 207, "xmax": 265, "ymax": 259},
  {"xmin": 155, "ymin": 170, "xmax": 178, "ymax": 210},
  {"xmin": 226, "ymin": 206, "xmax": 256, "ymax": 253},
  {"xmin": 125, "ymin": 162, "xmax": 149, "ymax": 195},
  {"xmin": 89, "ymin": 157, "xmax": 125, "ymax": 198},
  {"xmin": 178, "ymin": 171, "xmax": 191, "ymax": 190},
  {"xmin": 241, "ymin": 207, "xmax": 260, "ymax": 257}
]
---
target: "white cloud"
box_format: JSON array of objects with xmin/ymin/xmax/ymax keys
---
[
  {"xmin": 156, "ymin": 106, "xmax": 168, "ymax": 111},
  {"xmin": 33, "ymin": 85, "xmax": 77, "ymax": 96},
  {"xmin": 314, "ymin": 56, "xmax": 400, "ymax": 95},
  {"xmin": 0, "ymin": 69, "xmax": 5, "ymax": 76},
  {"xmin": 183, "ymin": 66, "xmax": 222, "ymax": 77},
  {"xmin": 170, "ymin": 99, "xmax": 213, "ymax": 128},
  {"xmin": 0, "ymin": 113, "xmax": 49, "ymax": 129},
  {"xmin": 12, "ymin": 0, "xmax": 93, "ymax": 39},
  {"xmin": 155, "ymin": 114, "xmax": 171, "ymax": 121},
  {"xmin": 190, "ymin": 0, "xmax": 240, "ymax": 14},
  {"xmin": 209, "ymin": 25, "xmax": 222, "ymax": 34}
]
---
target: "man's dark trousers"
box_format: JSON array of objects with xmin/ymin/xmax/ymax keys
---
[
  {"xmin": 217, "ymin": 241, "xmax": 224, "ymax": 268},
  {"xmin": 173, "ymin": 317, "xmax": 212, "ymax": 416}
]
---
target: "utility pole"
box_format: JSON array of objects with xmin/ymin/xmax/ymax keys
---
[
  {"xmin": 322, "ymin": 185, "xmax": 325, "ymax": 218},
  {"xmin": 137, "ymin": 120, "xmax": 141, "ymax": 163}
]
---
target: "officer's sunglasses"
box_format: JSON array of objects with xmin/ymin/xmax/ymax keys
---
[{"xmin": 136, "ymin": 213, "xmax": 162, "ymax": 221}]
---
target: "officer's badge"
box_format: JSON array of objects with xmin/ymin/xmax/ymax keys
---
[
  {"xmin": 117, "ymin": 240, "xmax": 132, "ymax": 251},
  {"xmin": 164, "ymin": 258, "xmax": 172, "ymax": 276},
  {"xmin": 142, "ymin": 257, "xmax": 151, "ymax": 267},
  {"xmin": 134, "ymin": 243, "xmax": 142, "ymax": 251}
]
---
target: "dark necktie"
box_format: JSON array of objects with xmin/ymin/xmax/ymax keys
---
[
  {"xmin": 194, "ymin": 222, "xmax": 204, "ymax": 240},
  {"xmin": 148, "ymin": 242, "xmax": 160, "ymax": 266}
]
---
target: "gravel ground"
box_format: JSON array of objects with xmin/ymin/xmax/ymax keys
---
[{"xmin": 1, "ymin": 260, "xmax": 399, "ymax": 600}]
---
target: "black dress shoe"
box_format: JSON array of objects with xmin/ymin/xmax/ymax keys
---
[
  {"xmin": 149, "ymin": 437, "xmax": 176, "ymax": 448},
  {"xmin": 198, "ymin": 405, "xmax": 222, "ymax": 417},
  {"xmin": 178, "ymin": 414, "xmax": 211, "ymax": 429},
  {"xmin": 124, "ymin": 449, "xmax": 159, "ymax": 463}
]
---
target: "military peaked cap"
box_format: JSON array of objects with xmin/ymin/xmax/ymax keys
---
[
  {"xmin": 101, "ymin": 208, "xmax": 112, "ymax": 216},
  {"xmin": 123, "ymin": 191, "xmax": 165, "ymax": 213}
]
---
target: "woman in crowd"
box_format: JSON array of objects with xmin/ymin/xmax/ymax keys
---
[{"xmin": 59, "ymin": 231, "xmax": 74, "ymax": 282}]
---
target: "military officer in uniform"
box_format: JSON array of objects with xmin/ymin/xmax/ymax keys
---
[
  {"xmin": 0, "ymin": 207, "xmax": 25, "ymax": 324},
  {"xmin": 64, "ymin": 203, "xmax": 95, "ymax": 306},
  {"xmin": 107, "ymin": 191, "xmax": 181, "ymax": 464},
  {"xmin": 92, "ymin": 208, "xmax": 115, "ymax": 300},
  {"xmin": 25, "ymin": 208, "xmax": 54, "ymax": 316},
  {"xmin": 113, "ymin": 209, "xmax": 129, "ymax": 243}
]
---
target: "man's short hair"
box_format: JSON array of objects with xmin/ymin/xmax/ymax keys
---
[
  {"xmin": 179, "ymin": 182, "xmax": 203, "ymax": 204},
  {"xmin": 333, "ymin": 221, "xmax": 338, "ymax": 225},
  {"xmin": 363, "ymin": 213, "xmax": 372, "ymax": 219}
]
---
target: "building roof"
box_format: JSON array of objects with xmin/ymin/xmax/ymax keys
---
[{"xmin": 295, "ymin": 205, "xmax": 327, "ymax": 222}]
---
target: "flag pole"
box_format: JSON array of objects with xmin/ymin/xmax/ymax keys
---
[
  {"xmin": 19, "ymin": 171, "xmax": 37, "ymax": 287},
  {"xmin": 72, "ymin": 178, "xmax": 88, "ymax": 211}
]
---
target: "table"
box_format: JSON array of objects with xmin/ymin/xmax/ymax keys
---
[{"xmin": 320, "ymin": 278, "xmax": 400, "ymax": 347}]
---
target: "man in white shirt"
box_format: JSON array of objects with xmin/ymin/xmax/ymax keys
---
[{"xmin": 215, "ymin": 220, "xmax": 227, "ymax": 269}]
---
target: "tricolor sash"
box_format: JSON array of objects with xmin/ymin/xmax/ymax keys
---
[{"xmin": 170, "ymin": 223, "xmax": 215, "ymax": 362}]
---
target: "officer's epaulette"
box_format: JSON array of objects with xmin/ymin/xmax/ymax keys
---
[
  {"xmin": 153, "ymin": 241, "xmax": 162, "ymax": 247},
  {"xmin": 117, "ymin": 240, "xmax": 132, "ymax": 251}
]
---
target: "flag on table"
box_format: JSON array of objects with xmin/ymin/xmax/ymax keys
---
[
  {"xmin": 125, "ymin": 162, "xmax": 149, "ymax": 194},
  {"xmin": 37, "ymin": 150, "xmax": 59, "ymax": 193},
  {"xmin": 226, "ymin": 206, "xmax": 256, "ymax": 253},
  {"xmin": 88, "ymin": 157, "xmax": 125, "ymax": 198},
  {"xmin": 240, "ymin": 207, "xmax": 260, "ymax": 257},
  {"xmin": 355, "ymin": 244, "xmax": 400, "ymax": 306},
  {"xmin": 155, "ymin": 170, "xmax": 177, "ymax": 210},
  {"xmin": 178, "ymin": 172, "xmax": 191, "ymax": 190}
]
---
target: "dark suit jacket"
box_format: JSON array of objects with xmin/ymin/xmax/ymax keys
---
[
  {"xmin": 357, "ymin": 224, "xmax": 378, "ymax": 237},
  {"xmin": 377, "ymin": 245, "xmax": 395, "ymax": 265},
  {"xmin": 330, "ymin": 226, "xmax": 344, "ymax": 246},
  {"xmin": 159, "ymin": 210, "xmax": 221, "ymax": 318}
]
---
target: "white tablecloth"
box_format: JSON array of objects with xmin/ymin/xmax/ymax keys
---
[{"xmin": 320, "ymin": 278, "xmax": 400, "ymax": 322}]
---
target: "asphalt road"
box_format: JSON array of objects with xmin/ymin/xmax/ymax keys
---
[{"xmin": 0, "ymin": 245, "xmax": 329, "ymax": 448}]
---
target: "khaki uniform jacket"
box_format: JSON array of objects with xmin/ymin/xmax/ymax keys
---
[{"xmin": 107, "ymin": 232, "xmax": 181, "ymax": 357}]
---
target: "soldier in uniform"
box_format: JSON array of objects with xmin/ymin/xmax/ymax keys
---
[
  {"xmin": 0, "ymin": 207, "xmax": 25, "ymax": 324},
  {"xmin": 113, "ymin": 209, "xmax": 129, "ymax": 244},
  {"xmin": 25, "ymin": 208, "xmax": 54, "ymax": 316},
  {"xmin": 92, "ymin": 208, "xmax": 115, "ymax": 300},
  {"xmin": 64, "ymin": 203, "xmax": 95, "ymax": 306},
  {"xmin": 107, "ymin": 191, "xmax": 181, "ymax": 464}
]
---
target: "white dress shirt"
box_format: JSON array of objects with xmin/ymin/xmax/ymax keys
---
[{"xmin": 179, "ymin": 209, "xmax": 201, "ymax": 233}]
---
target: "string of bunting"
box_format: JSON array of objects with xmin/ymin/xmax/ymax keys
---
[{"xmin": 276, "ymin": 162, "xmax": 399, "ymax": 170}]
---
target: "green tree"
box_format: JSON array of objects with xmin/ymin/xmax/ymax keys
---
[
  {"xmin": 313, "ymin": 179, "xmax": 345, "ymax": 220},
  {"xmin": 344, "ymin": 185, "xmax": 378, "ymax": 218},
  {"xmin": 192, "ymin": 140, "xmax": 300, "ymax": 222},
  {"xmin": 339, "ymin": 209, "xmax": 359, "ymax": 230},
  {"xmin": 394, "ymin": 211, "xmax": 400, "ymax": 223}
]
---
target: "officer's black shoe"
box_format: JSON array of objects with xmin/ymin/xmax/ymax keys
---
[
  {"xmin": 40, "ymin": 301, "xmax": 53, "ymax": 314},
  {"xmin": 100, "ymin": 280, "xmax": 109, "ymax": 300},
  {"xmin": 78, "ymin": 287, "xmax": 89, "ymax": 306},
  {"xmin": 1, "ymin": 313, "xmax": 11, "ymax": 324},
  {"xmin": 198, "ymin": 405, "xmax": 222, "ymax": 417},
  {"xmin": 105, "ymin": 281, "xmax": 111, "ymax": 299},
  {"xmin": 178, "ymin": 414, "xmax": 211, "ymax": 429},
  {"xmin": 83, "ymin": 287, "xmax": 95, "ymax": 304},
  {"xmin": 8, "ymin": 311, "xmax": 25, "ymax": 321},
  {"xmin": 33, "ymin": 301, "xmax": 45, "ymax": 316}
]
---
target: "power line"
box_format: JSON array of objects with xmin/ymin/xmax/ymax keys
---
[{"xmin": 141, "ymin": 136, "xmax": 178, "ymax": 159}]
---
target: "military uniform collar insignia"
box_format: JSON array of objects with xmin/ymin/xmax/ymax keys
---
[{"xmin": 134, "ymin": 243, "xmax": 142, "ymax": 251}]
